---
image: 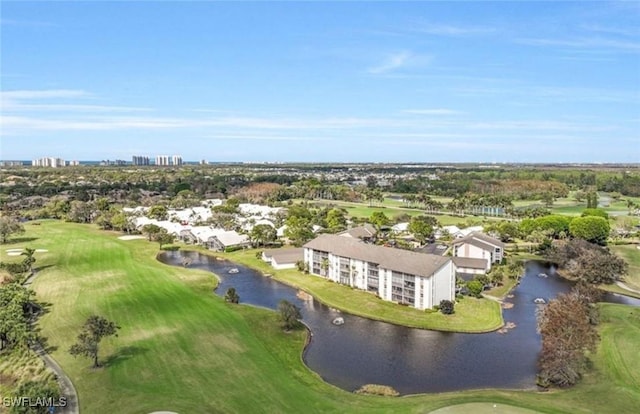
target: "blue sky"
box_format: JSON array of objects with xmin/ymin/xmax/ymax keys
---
[{"xmin": 1, "ymin": 1, "xmax": 639, "ymax": 162}]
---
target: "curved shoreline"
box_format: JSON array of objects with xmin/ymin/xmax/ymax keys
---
[
  {"xmin": 158, "ymin": 251, "xmax": 529, "ymax": 397},
  {"xmin": 156, "ymin": 251, "xmax": 356, "ymax": 396},
  {"xmin": 179, "ymin": 246, "xmax": 505, "ymax": 333},
  {"xmin": 157, "ymin": 248, "xmax": 640, "ymax": 396}
]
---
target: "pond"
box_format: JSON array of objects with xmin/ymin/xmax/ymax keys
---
[{"xmin": 158, "ymin": 251, "xmax": 639, "ymax": 395}]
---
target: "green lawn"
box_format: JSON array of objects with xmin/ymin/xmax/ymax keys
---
[
  {"xmin": 3, "ymin": 221, "xmax": 640, "ymax": 413},
  {"xmin": 429, "ymin": 402, "xmax": 541, "ymax": 414},
  {"xmin": 213, "ymin": 248, "xmax": 503, "ymax": 333},
  {"xmin": 610, "ymin": 245, "xmax": 640, "ymax": 292},
  {"xmin": 485, "ymin": 277, "xmax": 519, "ymax": 299}
]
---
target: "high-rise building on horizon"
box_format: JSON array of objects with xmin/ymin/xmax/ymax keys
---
[
  {"xmin": 172, "ymin": 155, "xmax": 183, "ymax": 166},
  {"xmin": 132, "ymin": 155, "xmax": 150, "ymax": 166},
  {"xmin": 155, "ymin": 155, "xmax": 170, "ymax": 166},
  {"xmin": 32, "ymin": 157, "xmax": 65, "ymax": 168},
  {"xmin": 0, "ymin": 161, "xmax": 24, "ymax": 167}
]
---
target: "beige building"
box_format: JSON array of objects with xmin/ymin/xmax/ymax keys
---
[{"xmin": 452, "ymin": 232, "xmax": 505, "ymax": 272}]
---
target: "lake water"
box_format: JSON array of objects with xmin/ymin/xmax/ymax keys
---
[{"xmin": 158, "ymin": 251, "xmax": 639, "ymax": 395}]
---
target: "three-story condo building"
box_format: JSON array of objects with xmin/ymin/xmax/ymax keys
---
[{"xmin": 303, "ymin": 234, "xmax": 455, "ymax": 310}]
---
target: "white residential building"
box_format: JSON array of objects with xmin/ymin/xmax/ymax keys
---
[
  {"xmin": 435, "ymin": 225, "xmax": 484, "ymax": 239},
  {"xmin": 391, "ymin": 222, "xmax": 410, "ymax": 233},
  {"xmin": 452, "ymin": 232, "xmax": 505, "ymax": 272},
  {"xmin": 32, "ymin": 157, "xmax": 65, "ymax": 168},
  {"xmin": 180, "ymin": 226, "xmax": 249, "ymax": 251},
  {"xmin": 238, "ymin": 203, "xmax": 283, "ymax": 217},
  {"xmin": 303, "ymin": 234, "xmax": 455, "ymax": 310},
  {"xmin": 172, "ymin": 155, "xmax": 183, "ymax": 166},
  {"xmin": 155, "ymin": 155, "xmax": 170, "ymax": 166},
  {"xmin": 167, "ymin": 206, "xmax": 212, "ymax": 225}
]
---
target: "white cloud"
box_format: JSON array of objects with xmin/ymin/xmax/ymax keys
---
[
  {"xmin": 402, "ymin": 109, "xmax": 463, "ymax": 116},
  {"xmin": 0, "ymin": 114, "xmax": 392, "ymax": 135},
  {"xmin": 0, "ymin": 19, "xmax": 57, "ymax": 28},
  {"xmin": 411, "ymin": 23, "xmax": 496, "ymax": 37},
  {"xmin": 581, "ymin": 24, "xmax": 640, "ymax": 37},
  {"xmin": 201, "ymin": 134, "xmax": 319, "ymax": 142},
  {"xmin": 1, "ymin": 89, "xmax": 149, "ymax": 115},
  {"xmin": 367, "ymin": 51, "xmax": 414, "ymax": 74},
  {"xmin": 2, "ymin": 103, "xmax": 152, "ymax": 113},
  {"xmin": 1, "ymin": 89, "xmax": 89, "ymax": 100},
  {"xmin": 516, "ymin": 37, "xmax": 640, "ymax": 52}
]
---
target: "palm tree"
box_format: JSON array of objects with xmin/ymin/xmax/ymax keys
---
[
  {"xmin": 404, "ymin": 194, "xmax": 416, "ymax": 208},
  {"xmin": 21, "ymin": 248, "xmax": 36, "ymax": 274},
  {"xmin": 320, "ymin": 258, "xmax": 330, "ymax": 277}
]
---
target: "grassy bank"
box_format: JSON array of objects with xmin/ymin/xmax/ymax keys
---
[
  {"xmin": 2, "ymin": 221, "xmax": 640, "ymax": 413},
  {"xmin": 212, "ymin": 248, "xmax": 503, "ymax": 333},
  {"xmin": 597, "ymin": 245, "xmax": 640, "ymax": 299},
  {"xmin": 611, "ymin": 245, "xmax": 640, "ymax": 291}
]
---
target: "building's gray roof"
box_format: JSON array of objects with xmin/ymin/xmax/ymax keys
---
[
  {"xmin": 452, "ymin": 256, "xmax": 488, "ymax": 270},
  {"xmin": 304, "ymin": 234, "xmax": 450, "ymax": 278},
  {"xmin": 212, "ymin": 231, "xmax": 250, "ymax": 247},
  {"xmin": 263, "ymin": 248, "xmax": 304, "ymax": 264},
  {"xmin": 452, "ymin": 232, "xmax": 505, "ymax": 250},
  {"xmin": 338, "ymin": 223, "xmax": 377, "ymax": 239}
]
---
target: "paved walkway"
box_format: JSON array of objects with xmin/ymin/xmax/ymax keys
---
[
  {"xmin": 24, "ymin": 271, "xmax": 80, "ymax": 414},
  {"xmin": 616, "ymin": 281, "xmax": 640, "ymax": 295},
  {"xmin": 33, "ymin": 342, "xmax": 79, "ymax": 414}
]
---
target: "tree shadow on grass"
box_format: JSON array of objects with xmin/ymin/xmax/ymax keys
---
[
  {"xmin": 33, "ymin": 264, "xmax": 55, "ymax": 273},
  {"xmin": 102, "ymin": 346, "xmax": 148, "ymax": 368},
  {"xmin": 1, "ymin": 237, "xmax": 39, "ymax": 245},
  {"xmin": 36, "ymin": 335, "xmax": 58, "ymax": 354}
]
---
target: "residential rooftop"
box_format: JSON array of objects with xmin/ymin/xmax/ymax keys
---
[{"xmin": 304, "ymin": 234, "xmax": 450, "ymax": 278}]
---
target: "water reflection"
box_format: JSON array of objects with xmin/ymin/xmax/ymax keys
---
[{"xmin": 158, "ymin": 251, "xmax": 639, "ymax": 395}]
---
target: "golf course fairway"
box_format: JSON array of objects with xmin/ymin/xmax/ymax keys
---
[{"xmin": 4, "ymin": 220, "xmax": 639, "ymax": 413}]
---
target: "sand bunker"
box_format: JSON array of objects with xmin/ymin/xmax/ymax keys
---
[
  {"xmin": 6, "ymin": 252, "xmax": 22, "ymax": 256},
  {"xmin": 35, "ymin": 249, "xmax": 48, "ymax": 252},
  {"xmin": 118, "ymin": 235, "xmax": 146, "ymax": 240},
  {"xmin": 6, "ymin": 249, "xmax": 23, "ymax": 253}
]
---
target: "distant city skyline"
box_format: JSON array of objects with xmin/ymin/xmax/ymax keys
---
[{"xmin": 1, "ymin": 2, "xmax": 639, "ymax": 162}]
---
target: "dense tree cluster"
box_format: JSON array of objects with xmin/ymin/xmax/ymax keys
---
[
  {"xmin": 277, "ymin": 300, "xmax": 302, "ymax": 331},
  {"xmin": 408, "ymin": 215, "xmax": 437, "ymax": 244},
  {"xmin": 547, "ymin": 239, "xmax": 627, "ymax": 285},
  {"xmin": 250, "ymin": 224, "xmax": 277, "ymax": 247},
  {"xmin": 568, "ymin": 216, "xmax": 610, "ymax": 246},
  {"xmin": 537, "ymin": 284, "xmax": 601, "ymax": 387},
  {"xmin": 141, "ymin": 224, "xmax": 175, "ymax": 248},
  {"xmin": 0, "ymin": 216, "xmax": 25, "ymax": 243},
  {"xmin": 0, "ymin": 283, "xmax": 37, "ymax": 351}
]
